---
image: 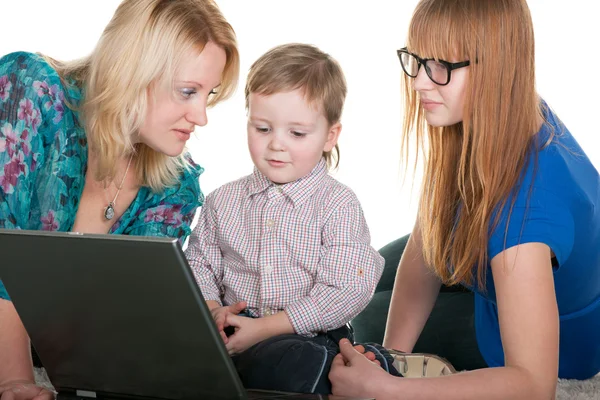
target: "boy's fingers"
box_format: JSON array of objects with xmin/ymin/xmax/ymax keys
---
[
  {"xmin": 364, "ymin": 351, "xmax": 376, "ymax": 361},
  {"xmin": 226, "ymin": 313, "xmax": 242, "ymax": 328},
  {"xmin": 338, "ymin": 339, "xmax": 362, "ymax": 363},
  {"xmin": 220, "ymin": 330, "xmax": 228, "ymax": 343},
  {"xmin": 353, "ymin": 344, "xmax": 365, "ymax": 354},
  {"xmin": 229, "ymin": 301, "xmax": 247, "ymax": 314},
  {"xmin": 216, "ymin": 317, "xmax": 225, "ymax": 331},
  {"xmin": 331, "ymin": 352, "xmax": 347, "ymax": 367}
]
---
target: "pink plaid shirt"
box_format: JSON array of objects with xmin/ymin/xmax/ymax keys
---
[{"xmin": 185, "ymin": 159, "xmax": 384, "ymax": 336}]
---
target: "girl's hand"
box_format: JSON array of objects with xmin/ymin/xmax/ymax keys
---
[{"xmin": 329, "ymin": 339, "xmax": 393, "ymax": 399}]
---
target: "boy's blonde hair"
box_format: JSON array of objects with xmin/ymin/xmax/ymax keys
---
[
  {"xmin": 245, "ymin": 43, "xmax": 346, "ymax": 169},
  {"xmin": 47, "ymin": 0, "xmax": 239, "ymax": 191}
]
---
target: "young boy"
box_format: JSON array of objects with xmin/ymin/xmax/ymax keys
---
[{"xmin": 185, "ymin": 43, "xmax": 385, "ymax": 394}]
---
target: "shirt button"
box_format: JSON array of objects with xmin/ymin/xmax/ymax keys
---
[
  {"xmin": 276, "ymin": 186, "xmax": 283, "ymax": 193},
  {"xmin": 266, "ymin": 219, "xmax": 275, "ymax": 227},
  {"xmin": 263, "ymin": 265, "xmax": 273, "ymax": 274},
  {"xmin": 263, "ymin": 308, "xmax": 272, "ymax": 316}
]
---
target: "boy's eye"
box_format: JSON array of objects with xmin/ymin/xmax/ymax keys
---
[
  {"xmin": 291, "ymin": 131, "xmax": 306, "ymax": 138},
  {"xmin": 256, "ymin": 126, "xmax": 270, "ymax": 133}
]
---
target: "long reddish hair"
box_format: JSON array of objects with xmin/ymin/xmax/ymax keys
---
[{"xmin": 401, "ymin": 0, "xmax": 543, "ymax": 287}]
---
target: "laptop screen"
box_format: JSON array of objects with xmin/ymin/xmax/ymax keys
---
[{"xmin": 0, "ymin": 229, "xmax": 246, "ymax": 400}]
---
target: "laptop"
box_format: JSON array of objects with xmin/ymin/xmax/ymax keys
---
[{"xmin": 0, "ymin": 229, "xmax": 370, "ymax": 400}]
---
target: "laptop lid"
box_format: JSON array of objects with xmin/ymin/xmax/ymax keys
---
[{"xmin": 0, "ymin": 229, "xmax": 246, "ymax": 400}]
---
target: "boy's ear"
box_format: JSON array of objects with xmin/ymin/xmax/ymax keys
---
[{"xmin": 324, "ymin": 122, "xmax": 342, "ymax": 152}]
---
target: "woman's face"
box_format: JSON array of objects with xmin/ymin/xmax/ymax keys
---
[
  {"xmin": 412, "ymin": 55, "xmax": 469, "ymax": 127},
  {"xmin": 137, "ymin": 41, "xmax": 226, "ymax": 156}
]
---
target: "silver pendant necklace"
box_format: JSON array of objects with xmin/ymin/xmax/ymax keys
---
[{"xmin": 104, "ymin": 154, "xmax": 134, "ymax": 221}]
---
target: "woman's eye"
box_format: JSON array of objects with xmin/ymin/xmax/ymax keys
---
[
  {"xmin": 180, "ymin": 89, "xmax": 196, "ymax": 98},
  {"xmin": 209, "ymin": 89, "xmax": 218, "ymax": 96}
]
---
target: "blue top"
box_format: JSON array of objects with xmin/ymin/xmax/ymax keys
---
[
  {"xmin": 471, "ymin": 104, "xmax": 600, "ymax": 379},
  {"xmin": 0, "ymin": 52, "xmax": 204, "ymax": 300}
]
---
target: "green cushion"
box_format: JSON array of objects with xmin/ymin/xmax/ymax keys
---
[
  {"xmin": 352, "ymin": 234, "xmax": 409, "ymax": 343},
  {"xmin": 352, "ymin": 290, "xmax": 393, "ymax": 344},
  {"xmin": 351, "ymin": 234, "xmax": 487, "ymax": 371}
]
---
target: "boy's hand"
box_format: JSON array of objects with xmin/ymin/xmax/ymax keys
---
[
  {"xmin": 207, "ymin": 301, "xmax": 247, "ymax": 344},
  {"xmin": 224, "ymin": 314, "xmax": 269, "ymax": 355},
  {"xmin": 225, "ymin": 311, "xmax": 295, "ymax": 355}
]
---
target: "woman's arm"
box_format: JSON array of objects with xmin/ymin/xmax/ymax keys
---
[
  {"xmin": 382, "ymin": 220, "xmax": 442, "ymax": 351},
  {"xmin": 0, "ymin": 302, "xmax": 54, "ymax": 400},
  {"xmin": 331, "ymin": 242, "xmax": 559, "ymax": 400},
  {"xmin": 0, "ymin": 52, "xmax": 65, "ymax": 396},
  {"xmin": 0, "ymin": 299, "xmax": 33, "ymax": 383}
]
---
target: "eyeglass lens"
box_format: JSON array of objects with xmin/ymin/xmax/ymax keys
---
[{"xmin": 400, "ymin": 52, "xmax": 449, "ymax": 85}]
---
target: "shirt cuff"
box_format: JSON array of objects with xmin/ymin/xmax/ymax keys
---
[
  {"xmin": 199, "ymin": 290, "xmax": 222, "ymax": 306},
  {"xmin": 284, "ymin": 297, "xmax": 323, "ymax": 337},
  {"xmin": 194, "ymin": 279, "xmax": 222, "ymax": 305}
]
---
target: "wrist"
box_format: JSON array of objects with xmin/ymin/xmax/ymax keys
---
[
  {"xmin": 0, "ymin": 379, "xmax": 36, "ymax": 387},
  {"xmin": 263, "ymin": 312, "xmax": 295, "ymax": 337},
  {"xmin": 382, "ymin": 336, "xmax": 413, "ymax": 353},
  {"xmin": 206, "ymin": 300, "xmax": 222, "ymax": 311},
  {"xmin": 367, "ymin": 373, "xmax": 398, "ymax": 400}
]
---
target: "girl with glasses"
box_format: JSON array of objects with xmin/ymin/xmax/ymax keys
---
[{"xmin": 330, "ymin": 0, "xmax": 600, "ymax": 398}]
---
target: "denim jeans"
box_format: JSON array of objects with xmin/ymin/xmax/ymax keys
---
[{"xmin": 232, "ymin": 324, "xmax": 400, "ymax": 395}]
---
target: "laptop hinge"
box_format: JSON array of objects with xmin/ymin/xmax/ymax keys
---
[{"xmin": 75, "ymin": 390, "xmax": 97, "ymax": 398}]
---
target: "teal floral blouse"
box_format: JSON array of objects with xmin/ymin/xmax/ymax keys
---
[{"xmin": 0, "ymin": 52, "xmax": 204, "ymax": 299}]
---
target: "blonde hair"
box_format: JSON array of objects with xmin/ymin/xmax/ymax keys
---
[
  {"xmin": 245, "ymin": 43, "xmax": 346, "ymax": 169},
  {"xmin": 401, "ymin": 0, "xmax": 544, "ymax": 287},
  {"xmin": 47, "ymin": 0, "xmax": 239, "ymax": 191}
]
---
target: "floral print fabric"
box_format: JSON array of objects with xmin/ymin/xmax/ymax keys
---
[{"xmin": 0, "ymin": 52, "xmax": 204, "ymax": 299}]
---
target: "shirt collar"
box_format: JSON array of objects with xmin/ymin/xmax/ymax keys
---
[{"xmin": 246, "ymin": 158, "xmax": 328, "ymax": 207}]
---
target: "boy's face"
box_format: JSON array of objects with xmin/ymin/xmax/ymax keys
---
[{"xmin": 247, "ymin": 89, "xmax": 340, "ymax": 184}]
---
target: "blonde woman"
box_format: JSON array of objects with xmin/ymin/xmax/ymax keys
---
[
  {"xmin": 0, "ymin": 0, "xmax": 239, "ymax": 398},
  {"xmin": 329, "ymin": 0, "xmax": 600, "ymax": 398}
]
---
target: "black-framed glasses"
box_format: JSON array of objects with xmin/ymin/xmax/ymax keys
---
[{"xmin": 397, "ymin": 48, "xmax": 470, "ymax": 86}]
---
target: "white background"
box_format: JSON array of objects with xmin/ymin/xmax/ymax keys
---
[{"xmin": 1, "ymin": 1, "xmax": 598, "ymax": 248}]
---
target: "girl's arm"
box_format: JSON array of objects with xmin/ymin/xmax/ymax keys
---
[
  {"xmin": 383, "ymin": 219, "xmax": 442, "ymax": 352},
  {"xmin": 331, "ymin": 242, "xmax": 559, "ymax": 400}
]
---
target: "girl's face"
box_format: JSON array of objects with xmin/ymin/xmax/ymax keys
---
[{"xmin": 411, "ymin": 54, "xmax": 469, "ymax": 127}]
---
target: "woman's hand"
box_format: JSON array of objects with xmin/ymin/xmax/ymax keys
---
[
  {"xmin": 0, "ymin": 381, "xmax": 55, "ymax": 400},
  {"xmin": 329, "ymin": 339, "xmax": 394, "ymax": 399}
]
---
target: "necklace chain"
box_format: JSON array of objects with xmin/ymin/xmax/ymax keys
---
[{"xmin": 104, "ymin": 154, "xmax": 134, "ymax": 221}]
